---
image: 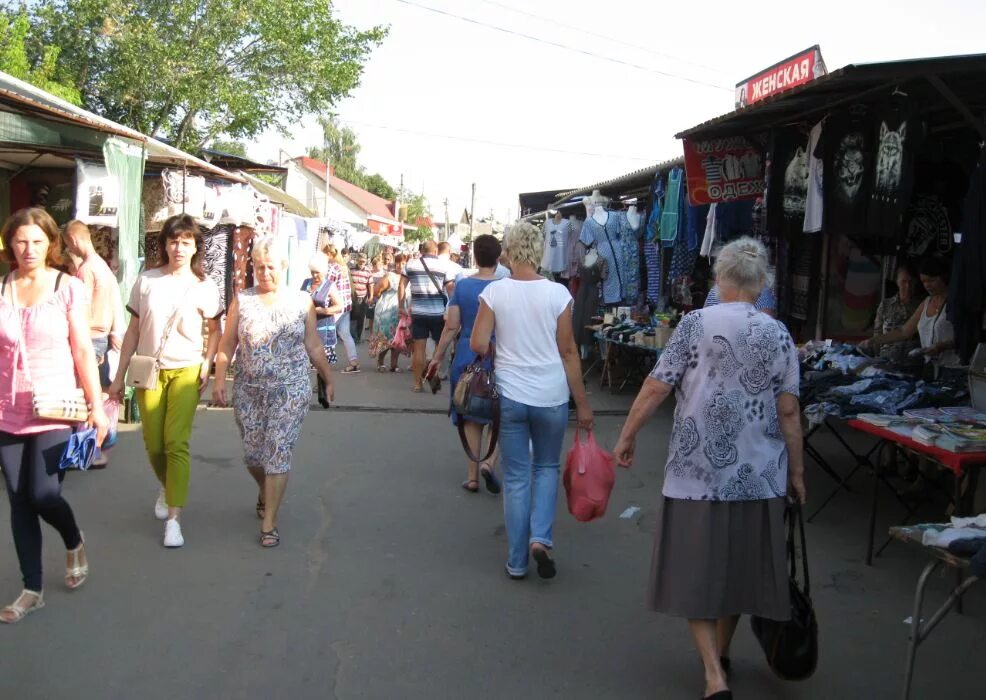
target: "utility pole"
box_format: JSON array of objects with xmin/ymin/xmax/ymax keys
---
[
  {"xmin": 443, "ymin": 198, "xmax": 450, "ymax": 243},
  {"xmin": 469, "ymin": 182, "xmax": 476, "ymax": 241}
]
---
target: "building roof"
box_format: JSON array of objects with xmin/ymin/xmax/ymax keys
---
[
  {"xmin": 676, "ymin": 52, "xmax": 986, "ymax": 140},
  {"xmin": 550, "ymin": 157, "xmax": 685, "ymax": 208},
  {"xmin": 294, "ymin": 156, "xmax": 397, "ymax": 221},
  {"xmin": 0, "ymin": 70, "xmax": 241, "ymax": 180}
]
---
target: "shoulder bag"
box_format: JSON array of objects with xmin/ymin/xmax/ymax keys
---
[
  {"xmin": 750, "ymin": 502, "xmax": 819, "ymax": 681},
  {"xmin": 126, "ymin": 284, "xmax": 192, "ymax": 391},
  {"xmin": 4, "ymin": 273, "xmax": 89, "ymax": 423},
  {"xmin": 420, "ymin": 257, "xmax": 449, "ymax": 305},
  {"xmin": 452, "ymin": 346, "xmax": 499, "ymax": 463}
]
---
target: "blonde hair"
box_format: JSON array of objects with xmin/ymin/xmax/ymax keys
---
[
  {"xmin": 322, "ymin": 243, "xmax": 344, "ymax": 264},
  {"xmin": 251, "ymin": 235, "xmax": 284, "ymax": 266},
  {"xmin": 714, "ymin": 237, "xmax": 771, "ymax": 297},
  {"xmin": 503, "ymin": 222, "xmax": 542, "ymax": 269}
]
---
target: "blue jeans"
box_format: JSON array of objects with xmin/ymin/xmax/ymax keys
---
[
  {"xmin": 499, "ymin": 396, "xmax": 569, "ymax": 576},
  {"xmin": 91, "ymin": 335, "xmax": 110, "ymax": 388}
]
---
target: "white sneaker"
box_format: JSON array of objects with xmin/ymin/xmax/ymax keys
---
[
  {"xmin": 154, "ymin": 489, "xmax": 168, "ymax": 520},
  {"xmin": 163, "ymin": 519, "xmax": 184, "ymax": 548}
]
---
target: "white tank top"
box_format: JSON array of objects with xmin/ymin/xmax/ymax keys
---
[{"xmin": 916, "ymin": 297, "xmax": 960, "ymax": 368}]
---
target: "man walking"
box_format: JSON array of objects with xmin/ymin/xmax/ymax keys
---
[
  {"xmin": 64, "ymin": 220, "xmax": 124, "ymax": 465},
  {"xmin": 350, "ymin": 253, "xmax": 372, "ymax": 343},
  {"xmin": 399, "ymin": 239, "xmax": 455, "ymax": 392}
]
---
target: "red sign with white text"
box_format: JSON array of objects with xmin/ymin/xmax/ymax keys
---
[
  {"xmin": 735, "ymin": 46, "xmax": 827, "ymax": 108},
  {"xmin": 683, "ymin": 136, "xmax": 765, "ymax": 206},
  {"xmin": 368, "ymin": 219, "xmax": 404, "ymax": 238}
]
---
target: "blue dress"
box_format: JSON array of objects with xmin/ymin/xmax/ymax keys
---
[{"xmin": 449, "ymin": 277, "xmax": 495, "ymax": 425}]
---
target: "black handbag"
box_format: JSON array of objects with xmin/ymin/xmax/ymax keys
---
[
  {"xmin": 750, "ymin": 502, "xmax": 818, "ymax": 681},
  {"xmin": 452, "ymin": 349, "xmax": 499, "ymax": 463}
]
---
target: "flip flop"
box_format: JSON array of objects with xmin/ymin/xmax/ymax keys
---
[
  {"xmin": 461, "ymin": 479, "xmax": 479, "ymax": 493},
  {"xmin": 479, "ymin": 463, "xmax": 501, "ymax": 494},
  {"xmin": 260, "ymin": 528, "xmax": 280, "ymax": 548}
]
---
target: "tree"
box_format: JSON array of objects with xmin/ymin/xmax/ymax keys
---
[
  {"xmin": 24, "ymin": 1, "xmax": 386, "ymax": 149},
  {"xmin": 307, "ymin": 116, "xmax": 362, "ymax": 186},
  {"xmin": 209, "ymin": 139, "xmax": 248, "ymax": 157},
  {"xmin": 362, "ymin": 172, "xmax": 396, "ymax": 201},
  {"xmin": 0, "ymin": 10, "xmax": 80, "ymax": 104}
]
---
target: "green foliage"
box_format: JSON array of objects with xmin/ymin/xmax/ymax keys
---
[
  {"xmin": 362, "ymin": 172, "xmax": 396, "ymax": 201},
  {"xmin": 0, "ymin": 10, "xmax": 81, "ymax": 104},
  {"xmin": 24, "ymin": 0, "xmax": 386, "ymax": 149},
  {"xmin": 209, "ymin": 139, "xmax": 248, "ymax": 157},
  {"xmin": 404, "ymin": 224, "xmax": 433, "ymax": 244}
]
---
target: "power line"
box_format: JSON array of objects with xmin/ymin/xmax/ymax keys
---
[
  {"xmin": 391, "ymin": 0, "xmax": 733, "ymax": 92},
  {"xmin": 337, "ymin": 117, "xmax": 661, "ymax": 162},
  {"xmin": 469, "ymin": 0, "xmax": 731, "ymax": 77}
]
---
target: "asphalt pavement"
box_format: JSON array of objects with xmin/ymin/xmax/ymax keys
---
[{"xmin": 1, "ymin": 363, "xmax": 984, "ymax": 699}]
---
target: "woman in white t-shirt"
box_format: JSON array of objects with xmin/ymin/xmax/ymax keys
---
[
  {"xmin": 109, "ymin": 214, "xmax": 223, "ymax": 549},
  {"xmin": 471, "ymin": 221, "xmax": 593, "ymax": 581}
]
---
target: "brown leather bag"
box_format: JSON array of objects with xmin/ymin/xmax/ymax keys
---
[{"xmin": 452, "ymin": 347, "xmax": 499, "ymax": 463}]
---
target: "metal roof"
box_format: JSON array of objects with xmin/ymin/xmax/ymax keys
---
[
  {"xmin": 550, "ymin": 156, "xmax": 684, "ymax": 208},
  {"xmin": 676, "ymin": 53, "xmax": 986, "ymax": 140},
  {"xmin": 0, "ymin": 71, "xmax": 242, "ymax": 181}
]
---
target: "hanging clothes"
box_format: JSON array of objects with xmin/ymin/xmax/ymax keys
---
[
  {"xmin": 573, "ymin": 255, "xmax": 608, "ymax": 347},
  {"xmin": 619, "ymin": 210, "xmax": 643, "ymax": 302},
  {"xmin": 804, "ymin": 120, "xmax": 825, "ymax": 233},
  {"xmin": 660, "ymin": 168, "xmax": 684, "ymax": 246},
  {"xmin": 541, "ymin": 218, "xmax": 570, "ymax": 274},
  {"xmin": 201, "ymin": 224, "xmax": 233, "ymax": 310},
  {"xmin": 686, "ymin": 204, "xmax": 710, "ymax": 252},
  {"xmin": 868, "ymin": 108, "xmax": 921, "ymax": 247},
  {"xmin": 949, "ymin": 146, "xmax": 986, "ymax": 364},
  {"xmin": 701, "ymin": 204, "xmax": 718, "ymax": 257},
  {"xmin": 668, "ymin": 205, "xmax": 701, "ymax": 301},
  {"xmin": 566, "ymin": 216, "xmax": 584, "ymax": 280},
  {"xmin": 824, "ymin": 114, "xmax": 874, "ymax": 243},
  {"xmin": 644, "ymin": 175, "xmax": 666, "ymax": 304},
  {"xmin": 579, "ymin": 212, "xmax": 625, "ymax": 305}
]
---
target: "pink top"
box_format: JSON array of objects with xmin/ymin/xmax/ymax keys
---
[{"xmin": 0, "ymin": 274, "xmax": 87, "ymax": 434}]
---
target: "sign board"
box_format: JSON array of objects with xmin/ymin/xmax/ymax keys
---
[
  {"xmin": 368, "ymin": 218, "xmax": 404, "ymax": 238},
  {"xmin": 682, "ymin": 136, "xmax": 765, "ymax": 206},
  {"xmin": 735, "ymin": 46, "xmax": 827, "ymax": 109}
]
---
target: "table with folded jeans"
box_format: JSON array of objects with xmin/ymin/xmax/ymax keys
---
[
  {"xmin": 799, "ymin": 356, "xmax": 969, "ymax": 524},
  {"xmin": 890, "ymin": 521, "xmax": 983, "ymax": 700}
]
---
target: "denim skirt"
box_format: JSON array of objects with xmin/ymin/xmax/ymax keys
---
[{"xmin": 647, "ymin": 496, "xmax": 790, "ymax": 621}]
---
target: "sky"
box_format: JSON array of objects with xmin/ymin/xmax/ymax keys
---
[{"xmin": 247, "ymin": 0, "xmax": 986, "ymax": 225}]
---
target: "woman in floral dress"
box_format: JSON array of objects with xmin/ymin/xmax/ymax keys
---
[
  {"xmin": 368, "ymin": 253, "xmax": 407, "ymax": 372},
  {"xmin": 213, "ymin": 237, "xmax": 335, "ymax": 547}
]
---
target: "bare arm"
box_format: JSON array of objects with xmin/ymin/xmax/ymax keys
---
[
  {"xmin": 108, "ymin": 315, "xmax": 141, "ymax": 398},
  {"xmin": 316, "ymin": 289, "xmax": 343, "ymax": 317},
  {"xmin": 432, "ymin": 305, "xmax": 462, "ymax": 361},
  {"xmin": 556, "ymin": 302, "xmax": 592, "ymax": 430},
  {"xmin": 199, "ymin": 316, "xmax": 221, "ymax": 392},
  {"xmin": 870, "ymin": 301, "xmax": 922, "ymax": 348},
  {"xmin": 68, "ymin": 295, "xmax": 109, "ymax": 444},
  {"xmin": 613, "ymin": 377, "xmax": 674, "ymax": 467},
  {"xmin": 777, "ymin": 392, "xmax": 806, "ymax": 504},
  {"xmin": 470, "ymin": 300, "xmax": 494, "ymax": 355},
  {"xmin": 211, "ymin": 298, "xmax": 240, "ymax": 406},
  {"xmin": 398, "ymin": 275, "xmax": 409, "ymax": 314}
]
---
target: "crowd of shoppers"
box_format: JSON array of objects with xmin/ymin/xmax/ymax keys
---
[{"xmin": 0, "ymin": 210, "xmax": 807, "ymax": 700}]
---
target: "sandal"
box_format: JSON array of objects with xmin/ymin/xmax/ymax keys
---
[
  {"xmin": 412, "ymin": 384, "xmax": 424, "ymax": 393},
  {"xmin": 65, "ymin": 534, "xmax": 88, "ymax": 590},
  {"xmin": 260, "ymin": 528, "xmax": 280, "ymax": 548},
  {"xmin": 531, "ymin": 545, "xmax": 557, "ymax": 579},
  {"xmin": 390, "ymin": 367, "xmax": 404, "ymax": 373},
  {"xmin": 0, "ymin": 590, "xmax": 44, "ymax": 624},
  {"xmin": 479, "ymin": 463, "xmax": 501, "ymax": 495},
  {"xmin": 461, "ymin": 479, "xmax": 480, "ymax": 493},
  {"xmin": 376, "ymin": 365, "xmax": 389, "ymax": 373},
  {"xmin": 341, "ymin": 363, "xmax": 361, "ymax": 374},
  {"xmin": 256, "ymin": 496, "xmax": 266, "ymax": 520}
]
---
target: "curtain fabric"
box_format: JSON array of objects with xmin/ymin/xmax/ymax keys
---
[{"xmin": 103, "ymin": 137, "xmax": 146, "ymax": 308}]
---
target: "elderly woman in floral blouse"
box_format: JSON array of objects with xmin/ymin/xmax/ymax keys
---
[
  {"xmin": 614, "ymin": 237, "xmax": 806, "ymax": 700},
  {"xmin": 862, "ymin": 263, "xmax": 922, "ymax": 366}
]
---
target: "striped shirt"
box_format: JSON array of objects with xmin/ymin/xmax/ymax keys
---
[
  {"xmin": 405, "ymin": 255, "xmax": 455, "ymax": 317},
  {"xmin": 704, "ymin": 284, "xmax": 776, "ymax": 313},
  {"xmin": 350, "ymin": 266, "xmax": 373, "ymax": 300}
]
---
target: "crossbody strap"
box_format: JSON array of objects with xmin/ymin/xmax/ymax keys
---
[
  {"xmin": 420, "ymin": 257, "xmax": 448, "ymax": 302},
  {"xmin": 152, "ymin": 284, "xmax": 194, "ymax": 363}
]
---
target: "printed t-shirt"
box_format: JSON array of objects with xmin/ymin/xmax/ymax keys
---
[
  {"xmin": 75, "ymin": 253, "xmax": 118, "ymax": 335},
  {"xmin": 0, "ymin": 274, "xmax": 88, "ymax": 434},
  {"xmin": 479, "ymin": 278, "xmax": 572, "ymax": 407},
  {"xmin": 127, "ymin": 268, "xmax": 223, "ymax": 370}
]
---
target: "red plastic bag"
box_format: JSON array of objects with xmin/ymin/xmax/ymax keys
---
[
  {"xmin": 563, "ymin": 430, "xmax": 615, "ymax": 522},
  {"xmin": 392, "ymin": 314, "xmax": 412, "ymax": 356}
]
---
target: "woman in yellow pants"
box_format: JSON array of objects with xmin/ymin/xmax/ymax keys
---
[{"xmin": 109, "ymin": 214, "xmax": 223, "ymax": 548}]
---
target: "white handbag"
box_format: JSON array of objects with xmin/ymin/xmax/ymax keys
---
[{"xmin": 126, "ymin": 287, "xmax": 191, "ymax": 391}]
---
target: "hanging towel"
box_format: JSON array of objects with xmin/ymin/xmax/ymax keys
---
[
  {"xmin": 701, "ymin": 203, "xmax": 718, "ymax": 257},
  {"xmin": 660, "ymin": 168, "xmax": 684, "ymax": 246}
]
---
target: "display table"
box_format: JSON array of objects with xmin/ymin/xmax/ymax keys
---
[
  {"xmin": 592, "ymin": 330, "xmax": 661, "ymax": 392},
  {"xmin": 847, "ymin": 419, "xmax": 986, "ymax": 565},
  {"xmin": 889, "ymin": 525, "xmax": 979, "ymax": 700}
]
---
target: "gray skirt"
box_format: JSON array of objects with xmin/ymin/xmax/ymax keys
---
[{"xmin": 648, "ymin": 496, "xmax": 790, "ymax": 621}]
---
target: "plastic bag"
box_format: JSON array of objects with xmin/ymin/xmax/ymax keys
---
[
  {"xmin": 101, "ymin": 396, "xmax": 121, "ymax": 450},
  {"xmin": 563, "ymin": 430, "xmax": 615, "ymax": 522},
  {"xmin": 392, "ymin": 314, "xmax": 412, "ymax": 356}
]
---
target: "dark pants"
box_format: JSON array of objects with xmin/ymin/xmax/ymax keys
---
[
  {"xmin": 350, "ymin": 297, "xmax": 368, "ymax": 344},
  {"xmin": 0, "ymin": 429, "xmax": 82, "ymax": 591},
  {"xmin": 92, "ymin": 335, "xmax": 111, "ymax": 388}
]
